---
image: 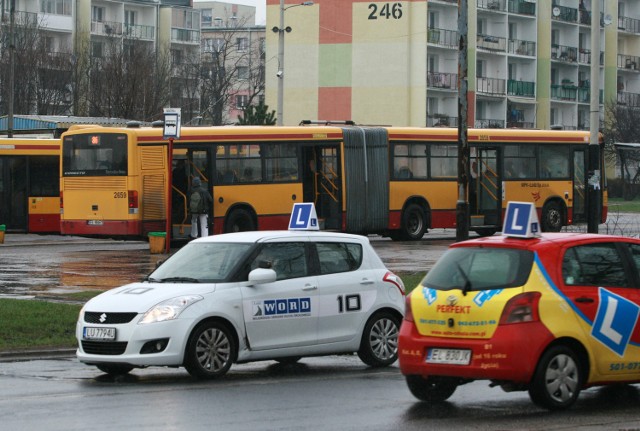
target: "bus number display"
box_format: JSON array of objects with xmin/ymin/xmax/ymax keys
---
[
  {"xmin": 114, "ymin": 192, "xmax": 127, "ymax": 199},
  {"xmin": 368, "ymin": 3, "xmax": 403, "ymax": 20}
]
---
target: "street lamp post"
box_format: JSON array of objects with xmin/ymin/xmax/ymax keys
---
[{"xmin": 274, "ymin": 1, "xmax": 313, "ymax": 126}]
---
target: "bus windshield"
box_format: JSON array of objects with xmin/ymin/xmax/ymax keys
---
[{"xmin": 62, "ymin": 133, "xmax": 128, "ymax": 176}]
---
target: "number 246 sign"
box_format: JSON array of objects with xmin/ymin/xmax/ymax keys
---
[{"xmin": 368, "ymin": 2, "xmax": 403, "ymax": 20}]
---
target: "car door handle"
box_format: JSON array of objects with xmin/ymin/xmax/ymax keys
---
[
  {"xmin": 574, "ymin": 297, "xmax": 594, "ymax": 304},
  {"xmin": 360, "ymin": 278, "xmax": 375, "ymax": 285},
  {"xmin": 302, "ymin": 284, "xmax": 317, "ymax": 291}
]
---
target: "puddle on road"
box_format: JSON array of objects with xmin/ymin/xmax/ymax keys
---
[{"xmin": 0, "ymin": 249, "xmax": 165, "ymax": 296}]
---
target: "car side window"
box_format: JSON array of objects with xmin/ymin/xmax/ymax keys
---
[
  {"xmin": 316, "ymin": 242, "xmax": 362, "ymax": 275},
  {"xmin": 250, "ymin": 242, "xmax": 308, "ymax": 281},
  {"xmin": 562, "ymin": 243, "xmax": 629, "ymax": 287},
  {"xmin": 628, "ymin": 244, "xmax": 640, "ymax": 278}
]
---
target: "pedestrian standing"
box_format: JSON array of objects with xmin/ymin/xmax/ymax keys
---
[{"xmin": 189, "ymin": 177, "xmax": 213, "ymax": 238}]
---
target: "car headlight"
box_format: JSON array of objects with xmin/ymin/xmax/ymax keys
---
[{"xmin": 139, "ymin": 295, "xmax": 203, "ymax": 324}]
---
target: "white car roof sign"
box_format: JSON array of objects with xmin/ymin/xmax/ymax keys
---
[
  {"xmin": 288, "ymin": 203, "xmax": 320, "ymax": 231},
  {"xmin": 502, "ymin": 201, "xmax": 540, "ymax": 238}
]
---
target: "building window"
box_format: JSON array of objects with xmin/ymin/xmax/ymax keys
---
[
  {"xmin": 91, "ymin": 41, "xmax": 103, "ymax": 58},
  {"xmin": 172, "ymin": 49, "xmax": 182, "ymax": 65},
  {"xmin": 235, "ymin": 95, "xmax": 249, "ymax": 109},
  {"xmin": 41, "ymin": 0, "xmax": 71, "ymax": 16},
  {"xmin": 237, "ymin": 37, "xmax": 249, "ymax": 52},
  {"xmin": 237, "ymin": 66, "xmax": 249, "ymax": 80},
  {"xmin": 92, "ymin": 6, "xmax": 104, "ymax": 22}
]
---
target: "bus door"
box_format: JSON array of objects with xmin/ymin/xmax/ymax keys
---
[
  {"xmin": 303, "ymin": 146, "xmax": 342, "ymax": 230},
  {"xmin": 0, "ymin": 156, "xmax": 27, "ymax": 231},
  {"xmin": 572, "ymin": 148, "xmax": 587, "ymax": 223},
  {"xmin": 171, "ymin": 148, "xmax": 212, "ymax": 238},
  {"xmin": 476, "ymin": 148, "xmax": 501, "ymax": 226}
]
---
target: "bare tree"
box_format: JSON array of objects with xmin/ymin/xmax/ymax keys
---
[
  {"xmin": 603, "ymin": 100, "xmax": 640, "ymax": 199},
  {"xmin": 200, "ymin": 15, "xmax": 265, "ymax": 125}
]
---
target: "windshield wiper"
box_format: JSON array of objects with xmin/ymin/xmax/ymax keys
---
[
  {"xmin": 455, "ymin": 262, "xmax": 472, "ymax": 296},
  {"xmin": 156, "ymin": 277, "xmax": 201, "ymax": 283}
]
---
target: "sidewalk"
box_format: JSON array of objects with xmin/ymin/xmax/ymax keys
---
[{"xmin": 0, "ymin": 232, "xmax": 148, "ymax": 248}]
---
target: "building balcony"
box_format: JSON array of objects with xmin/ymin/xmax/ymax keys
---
[
  {"xmin": 551, "ymin": 84, "xmax": 577, "ymax": 101},
  {"xmin": 427, "ymin": 114, "xmax": 458, "ymax": 127},
  {"xmin": 477, "ymin": 34, "xmax": 507, "ymax": 52},
  {"xmin": 91, "ymin": 20, "xmax": 123, "ymax": 36},
  {"xmin": 617, "ymin": 91, "xmax": 640, "ymax": 108},
  {"xmin": 427, "ymin": 72, "xmax": 458, "ymax": 90},
  {"xmin": 551, "ymin": 44, "xmax": 577, "ymax": 63},
  {"xmin": 552, "ymin": 5, "xmax": 577, "ymax": 23},
  {"xmin": 172, "ymin": 28, "xmax": 200, "ymax": 44},
  {"xmin": 507, "ymin": 80, "xmax": 535, "ymax": 97},
  {"xmin": 508, "ymin": 0, "xmax": 535, "ymax": 16},
  {"xmin": 618, "ymin": 16, "xmax": 640, "ymax": 34},
  {"xmin": 618, "ymin": 54, "xmax": 640, "ymax": 71},
  {"xmin": 478, "ymin": 0, "xmax": 505, "ymax": 12},
  {"xmin": 427, "ymin": 27, "xmax": 458, "ymax": 49},
  {"xmin": 124, "ymin": 24, "xmax": 155, "ymax": 41},
  {"xmin": 477, "ymin": 77, "xmax": 506, "ymax": 96},
  {"xmin": 508, "ymin": 39, "xmax": 535, "ymax": 56},
  {"xmin": 507, "ymin": 121, "xmax": 535, "ymax": 128},
  {"xmin": 476, "ymin": 119, "xmax": 505, "ymax": 128}
]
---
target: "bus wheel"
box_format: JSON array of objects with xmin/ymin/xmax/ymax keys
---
[
  {"xmin": 542, "ymin": 202, "xmax": 563, "ymax": 232},
  {"xmin": 401, "ymin": 204, "xmax": 427, "ymax": 240},
  {"xmin": 225, "ymin": 208, "xmax": 256, "ymax": 233}
]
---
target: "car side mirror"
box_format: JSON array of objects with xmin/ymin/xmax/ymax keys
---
[{"xmin": 248, "ymin": 267, "xmax": 277, "ymax": 286}]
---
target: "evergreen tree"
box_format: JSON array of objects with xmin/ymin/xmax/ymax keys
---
[{"xmin": 237, "ymin": 101, "xmax": 276, "ymax": 125}]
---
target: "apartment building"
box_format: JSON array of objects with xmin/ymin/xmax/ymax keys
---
[
  {"xmin": 0, "ymin": 0, "xmax": 200, "ymax": 120},
  {"xmin": 195, "ymin": 1, "xmax": 265, "ymax": 124},
  {"xmin": 264, "ymin": 0, "xmax": 638, "ymax": 130}
]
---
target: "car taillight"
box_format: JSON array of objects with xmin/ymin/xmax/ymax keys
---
[
  {"xmin": 128, "ymin": 190, "xmax": 138, "ymax": 209},
  {"xmin": 383, "ymin": 271, "xmax": 405, "ymax": 296},
  {"xmin": 499, "ymin": 292, "xmax": 541, "ymax": 324},
  {"xmin": 404, "ymin": 293, "xmax": 414, "ymax": 322}
]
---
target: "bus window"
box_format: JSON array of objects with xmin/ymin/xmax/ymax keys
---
[
  {"xmin": 429, "ymin": 144, "xmax": 457, "ymax": 179},
  {"xmin": 30, "ymin": 156, "xmax": 59, "ymax": 197},
  {"xmin": 62, "ymin": 134, "xmax": 128, "ymax": 176},
  {"xmin": 539, "ymin": 145, "xmax": 570, "ymax": 179},
  {"xmin": 392, "ymin": 143, "xmax": 427, "ymax": 179},
  {"xmin": 263, "ymin": 143, "xmax": 298, "ymax": 182},
  {"xmin": 216, "ymin": 144, "xmax": 261, "ymax": 184},
  {"xmin": 504, "ymin": 144, "xmax": 536, "ymax": 179}
]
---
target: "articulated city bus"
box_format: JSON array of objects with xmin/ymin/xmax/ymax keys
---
[
  {"xmin": 59, "ymin": 124, "xmax": 607, "ymax": 239},
  {"xmin": 0, "ymin": 138, "xmax": 60, "ymax": 233}
]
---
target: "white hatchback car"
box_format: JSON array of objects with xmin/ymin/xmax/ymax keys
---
[{"xmin": 76, "ymin": 231, "xmax": 405, "ymax": 379}]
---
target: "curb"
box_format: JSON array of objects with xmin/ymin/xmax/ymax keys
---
[{"xmin": 0, "ymin": 348, "xmax": 77, "ymax": 362}]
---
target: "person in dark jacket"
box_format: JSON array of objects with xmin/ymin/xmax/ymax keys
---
[{"xmin": 189, "ymin": 177, "xmax": 213, "ymax": 238}]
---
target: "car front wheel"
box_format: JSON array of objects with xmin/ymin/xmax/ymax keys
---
[
  {"xmin": 405, "ymin": 375, "xmax": 458, "ymax": 402},
  {"xmin": 357, "ymin": 312, "xmax": 400, "ymax": 367},
  {"xmin": 528, "ymin": 345, "xmax": 582, "ymax": 410},
  {"xmin": 184, "ymin": 321, "xmax": 236, "ymax": 379}
]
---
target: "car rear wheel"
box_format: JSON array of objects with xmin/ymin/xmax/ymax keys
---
[
  {"xmin": 96, "ymin": 364, "xmax": 133, "ymax": 376},
  {"xmin": 357, "ymin": 312, "xmax": 400, "ymax": 367},
  {"xmin": 184, "ymin": 321, "xmax": 236, "ymax": 379},
  {"xmin": 528, "ymin": 345, "xmax": 582, "ymax": 410},
  {"xmin": 405, "ymin": 375, "xmax": 458, "ymax": 402}
]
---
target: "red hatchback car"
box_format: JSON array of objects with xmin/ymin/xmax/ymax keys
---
[{"xmin": 398, "ymin": 232, "xmax": 640, "ymax": 410}]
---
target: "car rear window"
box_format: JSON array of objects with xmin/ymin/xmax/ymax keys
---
[{"xmin": 422, "ymin": 247, "xmax": 534, "ymax": 291}]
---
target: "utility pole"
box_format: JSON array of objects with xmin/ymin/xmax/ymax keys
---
[
  {"xmin": 587, "ymin": 0, "xmax": 601, "ymax": 233},
  {"xmin": 456, "ymin": 0, "xmax": 469, "ymax": 242}
]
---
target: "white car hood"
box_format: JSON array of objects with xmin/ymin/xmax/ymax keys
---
[{"xmin": 84, "ymin": 282, "xmax": 217, "ymax": 313}]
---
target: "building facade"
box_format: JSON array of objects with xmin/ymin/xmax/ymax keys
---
[{"xmin": 265, "ymin": 0, "xmax": 637, "ymax": 130}]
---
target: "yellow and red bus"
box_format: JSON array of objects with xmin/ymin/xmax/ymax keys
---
[
  {"xmin": 59, "ymin": 124, "xmax": 607, "ymax": 239},
  {"xmin": 0, "ymin": 138, "xmax": 61, "ymax": 233}
]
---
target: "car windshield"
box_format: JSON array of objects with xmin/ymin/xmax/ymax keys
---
[
  {"xmin": 148, "ymin": 242, "xmax": 253, "ymax": 283},
  {"xmin": 422, "ymin": 247, "xmax": 534, "ymax": 291}
]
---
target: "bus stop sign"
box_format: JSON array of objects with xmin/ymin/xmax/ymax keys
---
[
  {"xmin": 502, "ymin": 201, "xmax": 540, "ymax": 238},
  {"xmin": 289, "ymin": 203, "xmax": 319, "ymax": 230}
]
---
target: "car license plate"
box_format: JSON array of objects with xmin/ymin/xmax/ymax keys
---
[
  {"xmin": 83, "ymin": 327, "xmax": 116, "ymax": 341},
  {"xmin": 426, "ymin": 348, "xmax": 471, "ymax": 365},
  {"xmin": 87, "ymin": 220, "xmax": 104, "ymax": 226}
]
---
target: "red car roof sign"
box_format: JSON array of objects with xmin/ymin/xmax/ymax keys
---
[{"xmin": 502, "ymin": 201, "xmax": 540, "ymax": 238}]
